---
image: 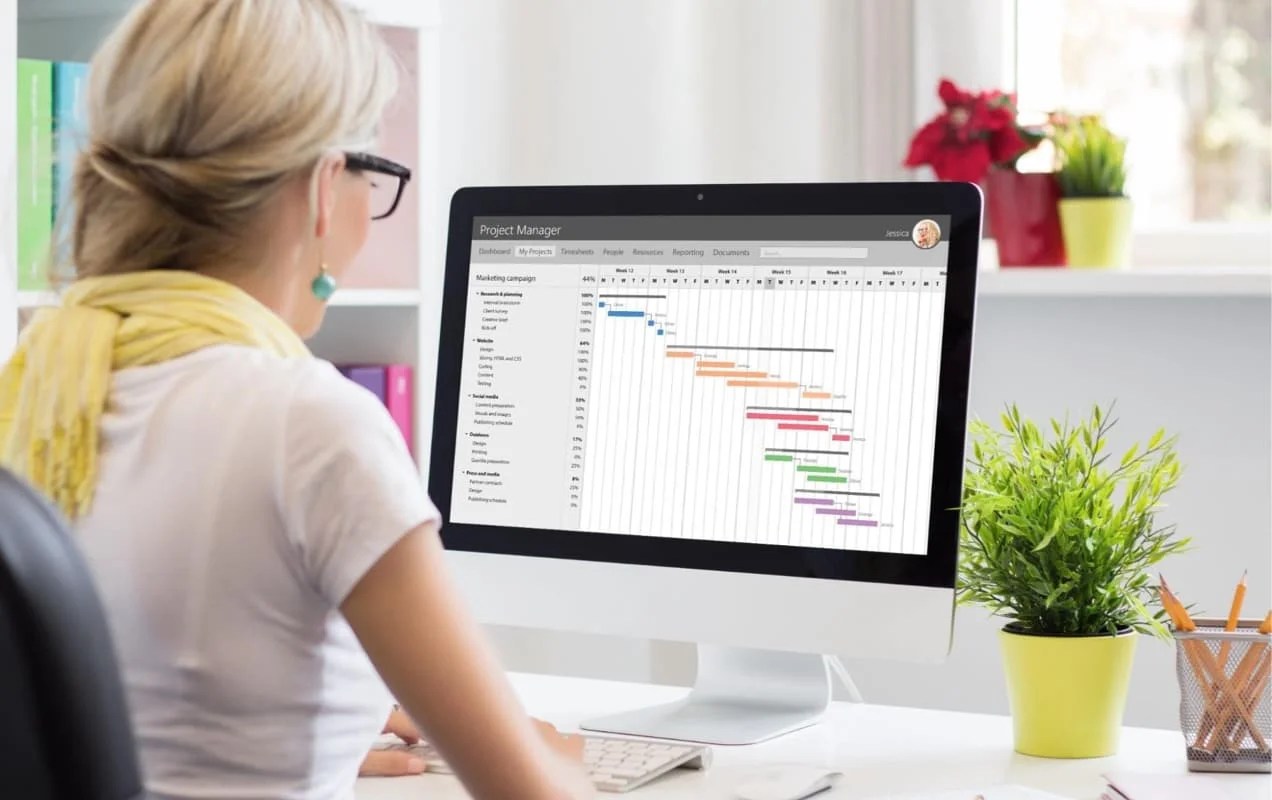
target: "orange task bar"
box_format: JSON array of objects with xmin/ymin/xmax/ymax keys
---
[
  {"xmin": 728, "ymin": 380, "xmax": 801, "ymax": 389},
  {"xmin": 802, "ymin": 391, "xmax": 832, "ymax": 399},
  {"xmin": 666, "ymin": 351, "xmax": 696, "ymax": 359},
  {"xmin": 698, "ymin": 370, "xmax": 768, "ymax": 379},
  {"xmin": 697, "ymin": 361, "xmax": 736, "ymax": 369}
]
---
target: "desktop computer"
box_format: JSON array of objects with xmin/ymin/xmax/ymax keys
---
[{"xmin": 429, "ymin": 182, "xmax": 982, "ymax": 745}]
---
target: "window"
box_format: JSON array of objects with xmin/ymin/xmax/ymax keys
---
[{"xmin": 1015, "ymin": 0, "xmax": 1271, "ymax": 226}]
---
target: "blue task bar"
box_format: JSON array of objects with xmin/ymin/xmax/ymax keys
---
[
  {"xmin": 597, "ymin": 301, "xmax": 606, "ymax": 308},
  {"xmin": 607, "ymin": 310, "xmax": 645, "ymax": 318},
  {"xmin": 647, "ymin": 319, "xmax": 656, "ymax": 327},
  {"xmin": 657, "ymin": 329, "xmax": 664, "ymax": 335}
]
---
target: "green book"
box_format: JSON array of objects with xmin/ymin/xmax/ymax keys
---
[{"xmin": 17, "ymin": 59, "xmax": 54, "ymax": 291}]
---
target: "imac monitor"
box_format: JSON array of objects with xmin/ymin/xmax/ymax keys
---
[{"xmin": 430, "ymin": 183, "xmax": 982, "ymax": 744}]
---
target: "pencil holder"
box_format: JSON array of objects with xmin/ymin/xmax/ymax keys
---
[{"xmin": 1174, "ymin": 618, "xmax": 1271, "ymax": 772}]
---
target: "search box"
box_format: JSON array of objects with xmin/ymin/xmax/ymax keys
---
[{"xmin": 760, "ymin": 246, "xmax": 868, "ymax": 259}]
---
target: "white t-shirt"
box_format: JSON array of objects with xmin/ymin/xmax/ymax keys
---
[{"xmin": 75, "ymin": 344, "xmax": 438, "ymax": 800}]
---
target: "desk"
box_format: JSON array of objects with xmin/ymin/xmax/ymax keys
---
[{"xmin": 355, "ymin": 673, "xmax": 1271, "ymax": 800}]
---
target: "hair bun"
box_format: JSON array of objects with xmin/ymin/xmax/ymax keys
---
[{"xmin": 86, "ymin": 141, "xmax": 221, "ymax": 229}]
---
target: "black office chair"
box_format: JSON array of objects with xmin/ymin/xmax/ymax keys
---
[{"xmin": 0, "ymin": 467, "xmax": 147, "ymax": 800}]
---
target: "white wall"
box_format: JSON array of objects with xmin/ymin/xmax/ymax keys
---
[
  {"xmin": 435, "ymin": 0, "xmax": 1272, "ymax": 730},
  {"xmin": 439, "ymin": 0, "xmax": 864, "ymax": 193}
]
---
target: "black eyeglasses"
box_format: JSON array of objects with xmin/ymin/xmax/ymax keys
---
[{"xmin": 344, "ymin": 152, "xmax": 412, "ymax": 220}]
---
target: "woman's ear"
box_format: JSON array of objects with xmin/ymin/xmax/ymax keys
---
[{"xmin": 313, "ymin": 152, "xmax": 345, "ymax": 240}]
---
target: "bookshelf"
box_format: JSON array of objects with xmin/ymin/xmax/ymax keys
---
[{"xmin": 2, "ymin": 0, "xmax": 444, "ymax": 470}]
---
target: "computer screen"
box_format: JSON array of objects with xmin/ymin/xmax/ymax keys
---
[{"xmin": 449, "ymin": 214, "xmax": 950, "ymax": 557}]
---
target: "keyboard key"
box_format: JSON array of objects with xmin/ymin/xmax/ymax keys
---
[{"xmin": 380, "ymin": 733, "xmax": 709, "ymax": 793}]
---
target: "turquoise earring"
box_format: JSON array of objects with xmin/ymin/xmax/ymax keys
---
[{"xmin": 311, "ymin": 263, "xmax": 337, "ymax": 302}]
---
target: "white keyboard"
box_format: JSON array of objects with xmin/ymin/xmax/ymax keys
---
[{"xmin": 381, "ymin": 733, "xmax": 712, "ymax": 793}]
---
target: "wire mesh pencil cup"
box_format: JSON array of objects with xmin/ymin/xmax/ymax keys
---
[{"xmin": 1174, "ymin": 618, "xmax": 1272, "ymax": 772}]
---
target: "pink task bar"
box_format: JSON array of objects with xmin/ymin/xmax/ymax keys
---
[
  {"xmin": 832, "ymin": 434, "xmax": 851, "ymax": 441},
  {"xmin": 778, "ymin": 423, "xmax": 830, "ymax": 432},
  {"xmin": 747, "ymin": 412, "xmax": 819, "ymax": 422}
]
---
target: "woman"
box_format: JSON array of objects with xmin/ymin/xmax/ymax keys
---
[
  {"xmin": 912, "ymin": 218, "xmax": 941, "ymax": 249},
  {"xmin": 0, "ymin": 1, "xmax": 592, "ymax": 798}
]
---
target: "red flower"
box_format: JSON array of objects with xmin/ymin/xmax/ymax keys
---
[{"xmin": 904, "ymin": 79, "xmax": 1037, "ymax": 183}]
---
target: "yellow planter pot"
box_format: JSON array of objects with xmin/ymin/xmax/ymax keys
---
[
  {"xmin": 1058, "ymin": 197, "xmax": 1133, "ymax": 269},
  {"xmin": 999, "ymin": 626, "xmax": 1137, "ymax": 758}
]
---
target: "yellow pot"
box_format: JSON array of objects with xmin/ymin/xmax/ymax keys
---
[
  {"xmin": 999, "ymin": 626, "xmax": 1137, "ymax": 758},
  {"xmin": 1058, "ymin": 197, "xmax": 1133, "ymax": 268}
]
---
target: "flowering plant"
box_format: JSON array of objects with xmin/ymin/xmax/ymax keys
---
[{"xmin": 904, "ymin": 78, "xmax": 1045, "ymax": 183}]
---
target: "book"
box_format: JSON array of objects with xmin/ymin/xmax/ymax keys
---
[
  {"xmin": 384, "ymin": 364, "xmax": 414, "ymax": 456},
  {"xmin": 343, "ymin": 366, "xmax": 387, "ymax": 404},
  {"xmin": 53, "ymin": 61, "xmax": 90, "ymax": 229},
  {"xmin": 336, "ymin": 364, "xmax": 414, "ymax": 454},
  {"xmin": 17, "ymin": 59, "xmax": 54, "ymax": 292}
]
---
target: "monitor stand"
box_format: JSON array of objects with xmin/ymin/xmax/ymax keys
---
[{"xmin": 580, "ymin": 645, "xmax": 832, "ymax": 745}]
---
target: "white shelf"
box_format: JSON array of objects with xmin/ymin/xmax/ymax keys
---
[
  {"xmin": 976, "ymin": 267, "xmax": 1272, "ymax": 298},
  {"xmin": 17, "ymin": 291, "xmax": 58, "ymax": 309},
  {"xmin": 18, "ymin": 288, "xmax": 420, "ymax": 310}
]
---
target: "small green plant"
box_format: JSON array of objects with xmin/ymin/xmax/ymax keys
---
[
  {"xmin": 959, "ymin": 404, "xmax": 1189, "ymax": 638},
  {"xmin": 1055, "ymin": 117, "xmax": 1129, "ymax": 198}
]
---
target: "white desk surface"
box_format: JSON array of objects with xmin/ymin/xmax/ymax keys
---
[{"xmin": 355, "ymin": 673, "xmax": 1271, "ymax": 800}]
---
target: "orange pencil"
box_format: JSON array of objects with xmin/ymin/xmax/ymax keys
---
[
  {"xmin": 1160, "ymin": 576, "xmax": 1259, "ymax": 749},
  {"xmin": 1160, "ymin": 580, "xmax": 1229, "ymax": 747},
  {"xmin": 1159, "ymin": 577, "xmax": 1195, "ymax": 631},
  {"xmin": 1206, "ymin": 604, "xmax": 1270, "ymax": 751},
  {"xmin": 1216, "ymin": 571, "xmax": 1248, "ymax": 668},
  {"xmin": 1213, "ymin": 621, "xmax": 1272, "ymax": 751}
]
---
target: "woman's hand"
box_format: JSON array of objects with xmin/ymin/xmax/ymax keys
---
[
  {"xmin": 357, "ymin": 709, "xmax": 582, "ymax": 780},
  {"xmin": 358, "ymin": 707, "xmax": 426, "ymax": 777},
  {"xmin": 533, "ymin": 719, "xmax": 585, "ymax": 763}
]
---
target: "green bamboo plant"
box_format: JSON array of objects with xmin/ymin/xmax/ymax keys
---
[{"xmin": 959, "ymin": 404, "xmax": 1189, "ymax": 638}]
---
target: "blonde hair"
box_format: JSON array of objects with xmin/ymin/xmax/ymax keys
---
[{"xmin": 64, "ymin": 0, "xmax": 399, "ymax": 278}]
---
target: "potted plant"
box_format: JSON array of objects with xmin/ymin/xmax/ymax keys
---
[
  {"xmin": 960, "ymin": 404, "xmax": 1190, "ymax": 758},
  {"xmin": 904, "ymin": 78, "xmax": 1065, "ymax": 267},
  {"xmin": 1055, "ymin": 117, "xmax": 1133, "ymax": 268}
]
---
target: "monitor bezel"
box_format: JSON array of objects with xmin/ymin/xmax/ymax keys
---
[{"xmin": 429, "ymin": 183, "xmax": 980, "ymax": 589}]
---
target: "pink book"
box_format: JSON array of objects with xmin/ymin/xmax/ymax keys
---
[{"xmin": 384, "ymin": 364, "xmax": 414, "ymax": 457}]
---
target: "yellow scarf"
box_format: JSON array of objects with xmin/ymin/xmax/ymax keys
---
[{"xmin": 0, "ymin": 270, "xmax": 309, "ymax": 519}]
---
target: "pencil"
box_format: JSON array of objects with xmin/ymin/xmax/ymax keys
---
[
  {"xmin": 1161, "ymin": 581, "xmax": 1226, "ymax": 747},
  {"xmin": 1161, "ymin": 577, "xmax": 1259, "ymax": 750},
  {"xmin": 1208, "ymin": 637, "xmax": 1265, "ymax": 750},
  {"xmin": 1217, "ymin": 571, "xmax": 1247, "ymax": 668},
  {"xmin": 1215, "ymin": 646, "xmax": 1270, "ymax": 751},
  {"xmin": 1206, "ymin": 608, "xmax": 1272, "ymax": 750},
  {"xmin": 1159, "ymin": 577, "xmax": 1195, "ymax": 631}
]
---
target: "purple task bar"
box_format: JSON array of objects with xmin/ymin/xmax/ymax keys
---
[
  {"xmin": 837, "ymin": 518, "xmax": 879, "ymax": 527},
  {"xmin": 794, "ymin": 497, "xmax": 835, "ymax": 506},
  {"xmin": 814, "ymin": 508, "xmax": 857, "ymax": 517}
]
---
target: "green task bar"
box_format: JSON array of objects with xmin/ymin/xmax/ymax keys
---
[
  {"xmin": 765, "ymin": 454, "xmax": 795, "ymax": 462},
  {"xmin": 796, "ymin": 465, "xmax": 837, "ymax": 474},
  {"xmin": 807, "ymin": 474, "xmax": 848, "ymax": 484}
]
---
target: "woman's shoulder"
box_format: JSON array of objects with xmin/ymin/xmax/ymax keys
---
[{"xmin": 142, "ymin": 344, "xmax": 390, "ymax": 425}]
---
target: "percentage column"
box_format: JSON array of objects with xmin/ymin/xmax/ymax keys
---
[{"xmin": 567, "ymin": 270, "xmax": 598, "ymax": 517}]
